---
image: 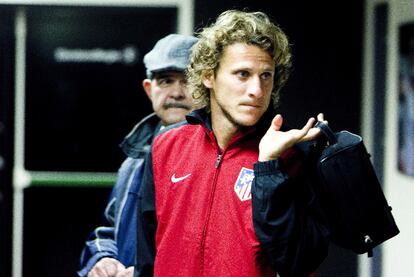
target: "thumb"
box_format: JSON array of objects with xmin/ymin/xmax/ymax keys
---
[{"xmin": 271, "ymin": 114, "xmax": 283, "ymax": 131}]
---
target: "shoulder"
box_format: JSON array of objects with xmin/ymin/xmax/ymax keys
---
[
  {"xmin": 120, "ymin": 113, "xmax": 161, "ymax": 158},
  {"xmin": 153, "ymin": 120, "xmax": 199, "ymax": 146}
]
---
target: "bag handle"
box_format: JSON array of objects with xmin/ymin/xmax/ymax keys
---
[{"xmin": 314, "ymin": 121, "xmax": 337, "ymax": 145}]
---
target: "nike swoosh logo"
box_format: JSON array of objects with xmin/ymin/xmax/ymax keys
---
[{"xmin": 171, "ymin": 173, "xmax": 192, "ymax": 183}]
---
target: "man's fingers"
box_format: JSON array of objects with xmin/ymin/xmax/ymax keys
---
[
  {"xmin": 88, "ymin": 265, "xmax": 107, "ymax": 277},
  {"xmin": 303, "ymin": 117, "xmax": 316, "ymax": 131},
  {"xmin": 317, "ymin": 113, "xmax": 324, "ymax": 122},
  {"xmin": 316, "ymin": 113, "xmax": 328, "ymax": 125},
  {"xmin": 116, "ymin": 262, "xmax": 126, "ymax": 273},
  {"xmin": 88, "ymin": 267, "xmax": 106, "ymax": 277},
  {"xmin": 115, "ymin": 266, "xmax": 134, "ymax": 277},
  {"xmin": 99, "ymin": 259, "xmax": 118, "ymax": 276},
  {"xmin": 88, "ymin": 258, "xmax": 125, "ymax": 277},
  {"xmin": 297, "ymin": 117, "xmax": 316, "ymax": 138},
  {"xmin": 298, "ymin": 117, "xmax": 326, "ymax": 142}
]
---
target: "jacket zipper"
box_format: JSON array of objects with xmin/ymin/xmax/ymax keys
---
[
  {"xmin": 215, "ymin": 154, "xmax": 222, "ymax": 168},
  {"xmin": 200, "ymin": 151, "xmax": 223, "ymax": 275}
]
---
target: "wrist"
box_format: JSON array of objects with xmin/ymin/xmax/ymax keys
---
[{"xmin": 258, "ymin": 153, "xmax": 280, "ymax": 162}]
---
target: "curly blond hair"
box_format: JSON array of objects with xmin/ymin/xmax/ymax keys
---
[{"xmin": 187, "ymin": 9, "xmax": 292, "ymax": 109}]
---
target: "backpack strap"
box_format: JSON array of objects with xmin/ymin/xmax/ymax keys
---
[{"xmin": 314, "ymin": 121, "xmax": 337, "ymax": 145}]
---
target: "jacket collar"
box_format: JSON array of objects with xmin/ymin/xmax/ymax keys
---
[
  {"xmin": 119, "ymin": 113, "xmax": 162, "ymax": 158},
  {"xmin": 186, "ymin": 108, "xmax": 212, "ymax": 130},
  {"xmin": 185, "ymin": 107, "xmax": 276, "ymax": 137}
]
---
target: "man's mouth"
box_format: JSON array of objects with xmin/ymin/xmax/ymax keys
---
[
  {"xmin": 164, "ymin": 103, "xmax": 191, "ymax": 110},
  {"xmin": 240, "ymin": 103, "xmax": 261, "ymax": 109}
]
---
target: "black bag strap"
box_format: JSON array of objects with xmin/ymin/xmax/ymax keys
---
[{"xmin": 314, "ymin": 121, "xmax": 337, "ymax": 145}]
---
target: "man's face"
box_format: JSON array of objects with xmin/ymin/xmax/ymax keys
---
[
  {"xmin": 143, "ymin": 71, "xmax": 192, "ymax": 125},
  {"xmin": 203, "ymin": 43, "xmax": 275, "ymax": 131}
]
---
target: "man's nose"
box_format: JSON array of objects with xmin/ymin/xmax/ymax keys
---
[
  {"xmin": 247, "ymin": 76, "xmax": 264, "ymax": 98},
  {"xmin": 169, "ymin": 81, "xmax": 187, "ymax": 99}
]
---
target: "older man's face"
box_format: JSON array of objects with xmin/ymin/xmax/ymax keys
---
[{"xmin": 144, "ymin": 71, "xmax": 193, "ymax": 125}]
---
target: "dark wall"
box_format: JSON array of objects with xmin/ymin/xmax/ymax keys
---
[
  {"xmin": 24, "ymin": 6, "xmax": 176, "ymax": 172},
  {"xmin": 19, "ymin": 6, "xmax": 178, "ymax": 277},
  {"xmin": 23, "ymin": 186, "xmax": 112, "ymax": 277}
]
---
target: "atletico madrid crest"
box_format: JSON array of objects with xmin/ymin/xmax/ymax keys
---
[{"xmin": 234, "ymin": 167, "xmax": 254, "ymax": 201}]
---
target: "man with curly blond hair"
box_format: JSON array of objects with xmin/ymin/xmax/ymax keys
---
[{"xmin": 136, "ymin": 10, "xmax": 329, "ymax": 277}]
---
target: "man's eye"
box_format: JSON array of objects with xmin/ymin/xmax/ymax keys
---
[
  {"xmin": 158, "ymin": 78, "xmax": 172, "ymax": 85},
  {"xmin": 261, "ymin": 72, "xmax": 273, "ymax": 80},
  {"xmin": 237, "ymin": 71, "xmax": 249, "ymax": 78}
]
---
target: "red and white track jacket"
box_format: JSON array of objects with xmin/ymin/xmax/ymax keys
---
[{"xmin": 136, "ymin": 108, "xmax": 329, "ymax": 277}]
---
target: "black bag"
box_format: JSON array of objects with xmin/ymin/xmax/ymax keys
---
[{"xmin": 313, "ymin": 121, "xmax": 399, "ymax": 257}]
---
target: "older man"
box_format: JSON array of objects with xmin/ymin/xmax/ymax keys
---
[{"xmin": 78, "ymin": 34, "xmax": 197, "ymax": 277}]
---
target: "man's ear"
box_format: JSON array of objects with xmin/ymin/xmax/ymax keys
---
[
  {"xmin": 202, "ymin": 72, "xmax": 214, "ymax": 89},
  {"xmin": 142, "ymin": 79, "xmax": 152, "ymax": 100}
]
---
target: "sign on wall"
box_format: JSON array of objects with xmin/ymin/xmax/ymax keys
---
[{"xmin": 24, "ymin": 6, "xmax": 177, "ymax": 172}]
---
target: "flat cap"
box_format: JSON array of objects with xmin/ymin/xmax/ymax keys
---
[{"xmin": 144, "ymin": 34, "xmax": 198, "ymax": 78}]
